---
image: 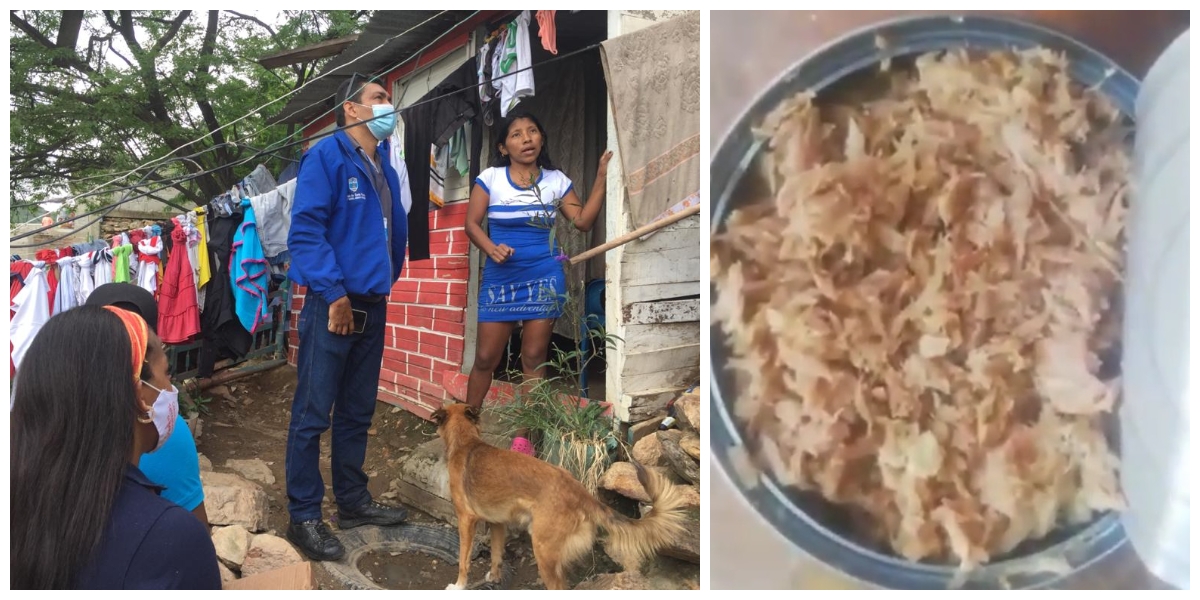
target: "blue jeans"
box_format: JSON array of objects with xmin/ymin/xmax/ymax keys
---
[{"xmin": 285, "ymin": 294, "xmax": 387, "ymax": 522}]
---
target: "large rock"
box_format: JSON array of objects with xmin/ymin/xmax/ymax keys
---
[
  {"xmin": 679, "ymin": 484, "xmax": 700, "ymax": 511},
  {"xmin": 198, "ymin": 453, "xmax": 213, "ymax": 472},
  {"xmin": 226, "ymin": 458, "xmax": 276, "ymax": 485},
  {"xmin": 212, "ymin": 524, "xmax": 253, "ymax": 568},
  {"xmin": 628, "ymin": 416, "xmax": 664, "ymax": 446},
  {"xmin": 631, "ymin": 433, "xmax": 667, "ymax": 468},
  {"xmin": 658, "ymin": 431, "xmax": 700, "ymax": 485},
  {"xmin": 680, "ymin": 434, "xmax": 700, "ymax": 460},
  {"xmin": 218, "ymin": 562, "xmax": 238, "ymax": 585},
  {"xmin": 600, "ymin": 462, "xmax": 650, "ymax": 502},
  {"xmin": 201, "ymin": 471, "xmax": 271, "ymax": 532},
  {"xmin": 660, "ymin": 509, "xmax": 700, "ymax": 564},
  {"xmin": 575, "ymin": 571, "xmax": 652, "ymax": 590},
  {"xmin": 675, "ymin": 391, "xmax": 700, "ymax": 433},
  {"xmin": 241, "ymin": 534, "xmax": 304, "ymax": 577}
]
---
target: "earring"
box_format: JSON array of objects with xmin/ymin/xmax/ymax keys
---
[{"xmin": 137, "ymin": 406, "xmax": 154, "ymax": 424}]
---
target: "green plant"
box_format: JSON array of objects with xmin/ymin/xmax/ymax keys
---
[
  {"xmin": 181, "ymin": 391, "xmax": 213, "ymax": 417},
  {"xmin": 493, "ymin": 328, "xmax": 623, "ymax": 494}
]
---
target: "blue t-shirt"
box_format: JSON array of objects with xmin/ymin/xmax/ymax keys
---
[
  {"xmin": 74, "ymin": 465, "xmax": 220, "ymax": 589},
  {"xmin": 139, "ymin": 413, "xmax": 205, "ymax": 512}
]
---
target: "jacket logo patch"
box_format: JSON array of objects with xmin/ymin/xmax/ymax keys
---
[{"xmin": 348, "ymin": 177, "xmax": 359, "ymax": 192}]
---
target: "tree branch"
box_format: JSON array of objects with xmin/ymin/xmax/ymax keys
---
[
  {"xmin": 55, "ymin": 11, "xmax": 84, "ymax": 50},
  {"xmin": 151, "ymin": 10, "xmax": 191, "ymax": 54},
  {"xmin": 226, "ymin": 10, "xmax": 277, "ymax": 37},
  {"xmin": 11, "ymin": 11, "xmax": 99, "ymax": 76}
]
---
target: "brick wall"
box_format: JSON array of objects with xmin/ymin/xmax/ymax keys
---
[{"xmin": 287, "ymin": 202, "xmax": 472, "ymax": 420}]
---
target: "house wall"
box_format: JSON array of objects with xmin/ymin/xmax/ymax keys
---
[{"xmin": 603, "ymin": 10, "xmax": 701, "ymax": 423}]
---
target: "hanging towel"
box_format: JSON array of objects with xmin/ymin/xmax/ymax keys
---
[
  {"xmin": 159, "ymin": 226, "xmax": 202, "ymax": 344},
  {"xmin": 230, "ymin": 206, "xmax": 270, "ymax": 334},
  {"xmin": 600, "ymin": 11, "xmax": 701, "ymax": 228},
  {"xmin": 536, "ymin": 10, "xmax": 558, "ymax": 55}
]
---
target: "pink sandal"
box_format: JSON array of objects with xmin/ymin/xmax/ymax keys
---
[{"xmin": 510, "ymin": 436, "xmax": 535, "ymax": 457}]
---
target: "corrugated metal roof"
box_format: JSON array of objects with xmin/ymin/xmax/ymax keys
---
[{"xmin": 268, "ymin": 10, "xmax": 476, "ymax": 126}]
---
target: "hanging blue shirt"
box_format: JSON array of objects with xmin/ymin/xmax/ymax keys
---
[{"xmin": 231, "ymin": 204, "xmax": 271, "ymax": 333}]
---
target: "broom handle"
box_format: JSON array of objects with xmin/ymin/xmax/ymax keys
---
[{"xmin": 569, "ymin": 203, "xmax": 701, "ymax": 265}]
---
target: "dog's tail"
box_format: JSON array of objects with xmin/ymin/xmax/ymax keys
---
[{"xmin": 598, "ymin": 462, "xmax": 690, "ymax": 567}]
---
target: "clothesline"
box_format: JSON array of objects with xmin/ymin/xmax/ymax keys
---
[{"xmin": 11, "ymin": 164, "xmax": 297, "ymax": 381}]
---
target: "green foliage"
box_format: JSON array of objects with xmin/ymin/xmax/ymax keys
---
[
  {"xmin": 9, "ymin": 10, "xmax": 370, "ymax": 214},
  {"xmin": 492, "ymin": 327, "xmax": 622, "ymax": 492}
]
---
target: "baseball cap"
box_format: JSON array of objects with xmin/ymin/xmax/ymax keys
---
[{"xmin": 85, "ymin": 283, "xmax": 159, "ymax": 334}]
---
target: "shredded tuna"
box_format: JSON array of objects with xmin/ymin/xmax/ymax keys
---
[{"xmin": 713, "ymin": 47, "xmax": 1128, "ymax": 568}]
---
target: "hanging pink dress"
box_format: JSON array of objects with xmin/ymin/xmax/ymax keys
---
[{"xmin": 158, "ymin": 225, "xmax": 201, "ymax": 344}]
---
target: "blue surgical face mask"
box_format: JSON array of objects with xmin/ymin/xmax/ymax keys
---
[{"xmin": 356, "ymin": 102, "xmax": 396, "ymax": 141}]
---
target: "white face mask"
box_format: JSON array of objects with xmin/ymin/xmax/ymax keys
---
[{"xmin": 140, "ymin": 380, "xmax": 179, "ymax": 452}]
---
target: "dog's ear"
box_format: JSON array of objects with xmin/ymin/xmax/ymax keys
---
[
  {"xmin": 465, "ymin": 405, "xmax": 481, "ymax": 424},
  {"xmin": 431, "ymin": 408, "xmax": 447, "ymax": 426}
]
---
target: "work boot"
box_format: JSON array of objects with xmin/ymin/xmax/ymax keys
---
[
  {"xmin": 286, "ymin": 519, "xmax": 345, "ymax": 561},
  {"xmin": 337, "ymin": 499, "xmax": 409, "ymax": 529}
]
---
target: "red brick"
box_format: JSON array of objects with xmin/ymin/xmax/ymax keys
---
[
  {"xmin": 448, "ymin": 294, "xmax": 468, "ymax": 308},
  {"xmin": 441, "ymin": 202, "xmax": 469, "ymax": 217},
  {"xmin": 437, "ymin": 212, "xmax": 467, "ymax": 230},
  {"xmin": 397, "ymin": 338, "xmax": 420, "ymax": 354},
  {"xmin": 432, "ymin": 319, "xmax": 465, "ymax": 336},
  {"xmin": 380, "ymin": 366, "xmax": 403, "ymax": 383},
  {"xmin": 383, "ymin": 347, "xmax": 408, "ymax": 363},
  {"xmin": 395, "ymin": 373, "xmax": 422, "ymax": 392},
  {"xmin": 408, "ymin": 366, "xmax": 433, "ymax": 383},
  {"xmin": 447, "ymin": 282, "xmax": 467, "ymax": 297},
  {"xmin": 393, "ymin": 291, "xmax": 418, "ymax": 303},
  {"xmin": 415, "ymin": 292, "xmax": 449, "ymax": 306},
  {"xmin": 446, "ymin": 336, "xmax": 465, "ymax": 352},
  {"xmin": 409, "ymin": 354, "xmax": 433, "ymax": 370},
  {"xmin": 420, "ymin": 281, "xmax": 449, "ymax": 295},
  {"xmin": 405, "ymin": 305, "xmax": 435, "ymax": 318},
  {"xmin": 433, "ymin": 256, "xmax": 469, "ymax": 270},
  {"xmin": 449, "ymin": 242, "xmax": 469, "ymax": 255},
  {"xmin": 419, "ymin": 343, "xmax": 446, "ymax": 361},
  {"xmin": 407, "ymin": 315, "xmax": 434, "ymax": 330},
  {"xmin": 434, "ymin": 308, "xmax": 465, "ymax": 323},
  {"xmin": 432, "ymin": 360, "xmax": 459, "ymax": 375},
  {"xmin": 446, "ymin": 347, "xmax": 464, "ymax": 364},
  {"xmin": 419, "ymin": 331, "xmax": 449, "ymax": 347},
  {"xmin": 394, "ymin": 326, "xmax": 421, "ymax": 342},
  {"xmin": 392, "ymin": 279, "xmax": 419, "ymax": 292}
]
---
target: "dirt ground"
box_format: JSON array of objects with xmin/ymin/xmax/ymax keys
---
[{"xmin": 194, "ymin": 364, "xmax": 695, "ymax": 590}]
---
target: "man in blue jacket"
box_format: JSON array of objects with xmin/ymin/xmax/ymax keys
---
[{"xmin": 285, "ymin": 74, "xmax": 411, "ymax": 561}]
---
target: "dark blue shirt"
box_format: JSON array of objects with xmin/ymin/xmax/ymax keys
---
[{"xmin": 74, "ymin": 465, "xmax": 221, "ymax": 589}]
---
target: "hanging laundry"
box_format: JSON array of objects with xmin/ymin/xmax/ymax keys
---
[
  {"xmin": 494, "ymin": 11, "xmax": 536, "ymax": 118},
  {"xmin": 53, "ymin": 256, "xmax": 80, "ymax": 315},
  {"xmin": 111, "ymin": 244, "xmax": 133, "ymax": 284},
  {"xmin": 478, "ymin": 40, "xmax": 494, "ymax": 103},
  {"xmin": 198, "ymin": 207, "xmax": 253, "ymax": 378},
  {"xmin": 230, "ymin": 205, "xmax": 270, "ymax": 334},
  {"xmin": 158, "ymin": 226, "xmax": 202, "ymax": 344},
  {"xmin": 536, "ymin": 10, "xmax": 558, "ymax": 55},
  {"xmin": 248, "ymin": 177, "xmax": 298, "ymax": 265},
  {"xmin": 11, "ymin": 263, "xmax": 50, "ymax": 373},
  {"xmin": 277, "ymin": 160, "xmax": 299, "ymax": 185},
  {"xmin": 179, "ymin": 213, "xmax": 207, "ymax": 309},
  {"xmin": 242, "ymin": 164, "xmax": 277, "ymax": 198},
  {"xmin": 449, "ymin": 125, "xmax": 469, "ymax": 178},
  {"xmin": 387, "ymin": 130, "xmax": 414, "ymax": 216},
  {"xmin": 91, "ymin": 248, "xmax": 115, "ymax": 289},
  {"xmin": 429, "ymin": 144, "xmax": 448, "ymax": 209},
  {"xmin": 403, "ymin": 56, "xmax": 482, "ymax": 260},
  {"xmin": 76, "ymin": 251, "xmax": 96, "ymax": 305},
  {"xmin": 136, "ymin": 235, "xmax": 163, "ymax": 296},
  {"xmin": 195, "ymin": 209, "xmax": 213, "ymax": 291},
  {"xmin": 34, "ymin": 250, "xmax": 60, "ymax": 315}
]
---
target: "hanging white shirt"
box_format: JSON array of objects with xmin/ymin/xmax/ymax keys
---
[
  {"xmin": 11, "ymin": 264, "xmax": 51, "ymax": 373},
  {"xmin": 53, "ymin": 256, "xmax": 80, "ymax": 315},
  {"xmin": 387, "ymin": 129, "xmax": 414, "ymax": 215},
  {"xmin": 136, "ymin": 236, "xmax": 163, "ymax": 295},
  {"xmin": 494, "ymin": 11, "xmax": 536, "ymax": 118}
]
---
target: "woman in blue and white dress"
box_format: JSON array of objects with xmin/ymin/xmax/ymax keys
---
[{"xmin": 464, "ymin": 111, "xmax": 612, "ymax": 456}]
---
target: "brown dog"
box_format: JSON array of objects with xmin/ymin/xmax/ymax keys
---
[{"xmin": 432, "ymin": 403, "xmax": 689, "ymax": 590}]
